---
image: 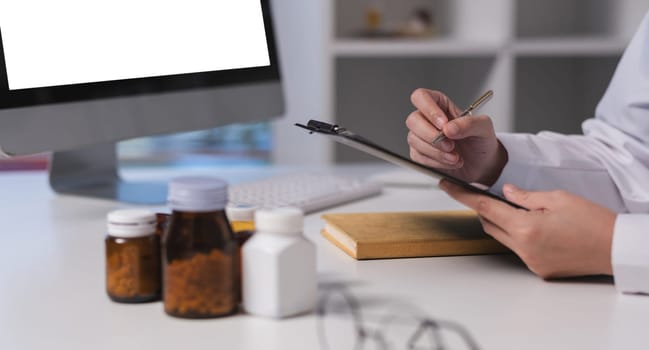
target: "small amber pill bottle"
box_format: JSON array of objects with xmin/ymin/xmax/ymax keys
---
[
  {"xmin": 105, "ymin": 209, "xmax": 161, "ymax": 303},
  {"xmin": 226, "ymin": 203, "xmax": 256, "ymax": 246},
  {"xmin": 225, "ymin": 203, "xmax": 257, "ymax": 302},
  {"xmin": 163, "ymin": 177, "xmax": 238, "ymax": 319}
]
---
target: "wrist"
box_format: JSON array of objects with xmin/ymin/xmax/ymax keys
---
[
  {"xmin": 598, "ymin": 214, "xmax": 616, "ymax": 276},
  {"xmin": 478, "ymin": 140, "xmax": 508, "ymax": 186},
  {"xmin": 584, "ymin": 211, "xmax": 615, "ymax": 276}
]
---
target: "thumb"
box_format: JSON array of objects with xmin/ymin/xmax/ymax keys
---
[
  {"xmin": 443, "ymin": 115, "xmax": 495, "ymax": 140},
  {"xmin": 502, "ymin": 184, "xmax": 550, "ymax": 210}
]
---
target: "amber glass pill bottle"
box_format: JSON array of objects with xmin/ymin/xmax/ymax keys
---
[
  {"xmin": 163, "ymin": 177, "xmax": 238, "ymax": 318},
  {"xmin": 105, "ymin": 209, "xmax": 161, "ymax": 303}
]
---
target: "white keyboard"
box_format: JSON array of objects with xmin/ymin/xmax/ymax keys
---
[{"xmin": 228, "ymin": 173, "xmax": 382, "ymax": 213}]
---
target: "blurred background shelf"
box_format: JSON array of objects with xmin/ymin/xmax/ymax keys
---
[
  {"xmin": 324, "ymin": 0, "xmax": 649, "ymax": 163},
  {"xmin": 512, "ymin": 38, "xmax": 628, "ymax": 56},
  {"xmin": 333, "ymin": 39, "xmax": 501, "ymax": 57}
]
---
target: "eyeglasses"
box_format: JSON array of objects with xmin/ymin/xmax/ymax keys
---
[{"xmin": 317, "ymin": 286, "xmax": 480, "ymax": 350}]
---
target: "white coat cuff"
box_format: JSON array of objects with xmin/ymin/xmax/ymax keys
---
[{"xmin": 612, "ymin": 214, "xmax": 649, "ymax": 295}]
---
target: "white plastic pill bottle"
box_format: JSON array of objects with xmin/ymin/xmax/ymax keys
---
[{"xmin": 242, "ymin": 207, "xmax": 316, "ymax": 318}]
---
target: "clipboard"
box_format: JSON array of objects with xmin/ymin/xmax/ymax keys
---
[{"xmin": 295, "ymin": 119, "xmax": 528, "ymax": 210}]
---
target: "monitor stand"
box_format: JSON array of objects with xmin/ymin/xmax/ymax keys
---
[{"xmin": 49, "ymin": 142, "xmax": 168, "ymax": 204}]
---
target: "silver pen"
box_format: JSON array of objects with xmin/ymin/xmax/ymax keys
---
[{"xmin": 430, "ymin": 90, "xmax": 493, "ymax": 145}]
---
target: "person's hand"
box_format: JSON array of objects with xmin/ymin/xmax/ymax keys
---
[
  {"xmin": 439, "ymin": 180, "xmax": 616, "ymax": 278},
  {"xmin": 406, "ymin": 89, "xmax": 507, "ymax": 185}
]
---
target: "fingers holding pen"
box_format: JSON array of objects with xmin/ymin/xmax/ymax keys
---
[
  {"xmin": 405, "ymin": 106, "xmax": 462, "ymax": 168},
  {"xmin": 409, "ymin": 89, "xmax": 461, "ymax": 129},
  {"xmin": 442, "ymin": 114, "xmax": 495, "ymax": 140},
  {"xmin": 406, "ymin": 110, "xmax": 455, "ymax": 150},
  {"xmin": 408, "ymin": 132, "xmax": 463, "ymax": 168}
]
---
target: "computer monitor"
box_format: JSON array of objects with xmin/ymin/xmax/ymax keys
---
[{"xmin": 0, "ymin": 0, "xmax": 284, "ymax": 203}]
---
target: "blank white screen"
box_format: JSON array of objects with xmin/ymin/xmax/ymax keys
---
[{"xmin": 0, "ymin": 0, "xmax": 270, "ymax": 90}]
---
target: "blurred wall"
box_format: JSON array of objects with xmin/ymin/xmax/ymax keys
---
[{"xmin": 270, "ymin": 0, "xmax": 327, "ymax": 165}]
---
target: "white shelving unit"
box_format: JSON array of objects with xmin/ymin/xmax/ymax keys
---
[
  {"xmin": 321, "ymin": 0, "xmax": 648, "ymax": 163},
  {"xmin": 333, "ymin": 39, "xmax": 502, "ymax": 57}
]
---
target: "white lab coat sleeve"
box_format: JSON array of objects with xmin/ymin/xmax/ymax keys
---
[
  {"xmin": 493, "ymin": 9, "xmax": 649, "ymax": 213},
  {"xmin": 491, "ymin": 132, "xmax": 629, "ymax": 213},
  {"xmin": 613, "ymin": 214, "xmax": 649, "ymax": 294},
  {"xmin": 593, "ymin": 10, "xmax": 649, "ymax": 294}
]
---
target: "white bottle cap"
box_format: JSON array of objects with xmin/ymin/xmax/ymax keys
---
[
  {"xmin": 254, "ymin": 207, "xmax": 304, "ymax": 235},
  {"xmin": 107, "ymin": 209, "xmax": 157, "ymax": 238},
  {"xmin": 226, "ymin": 203, "xmax": 257, "ymax": 222},
  {"xmin": 168, "ymin": 176, "xmax": 228, "ymax": 212}
]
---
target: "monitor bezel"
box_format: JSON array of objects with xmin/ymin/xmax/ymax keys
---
[{"xmin": 0, "ymin": 0, "xmax": 280, "ymax": 110}]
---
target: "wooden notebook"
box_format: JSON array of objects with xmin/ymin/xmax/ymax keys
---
[{"xmin": 321, "ymin": 211, "xmax": 509, "ymax": 260}]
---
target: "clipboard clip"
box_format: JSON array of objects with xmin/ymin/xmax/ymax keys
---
[{"xmin": 295, "ymin": 120, "xmax": 345, "ymax": 135}]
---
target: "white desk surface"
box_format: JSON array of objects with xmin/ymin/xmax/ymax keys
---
[{"xmin": 1, "ymin": 164, "xmax": 648, "ymax": 350}]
